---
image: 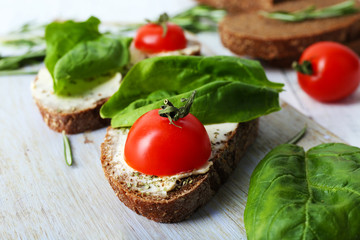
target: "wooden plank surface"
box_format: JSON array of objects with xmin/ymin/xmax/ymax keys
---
[
  {"xmin": 0, "ymin": 73, "xmax": 343, "ymax": 239},
  {"xmin": 1, "ymin": 1, "xmax": 358, "ymax": 238}
]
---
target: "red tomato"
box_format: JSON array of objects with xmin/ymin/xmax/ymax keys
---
[
  {"xmin": 124, "ymin": 109, "xmax": 211, "ymax": 176},
  {"xmin": 134, "ymin": 23, "xmax": 187, "ymax": 53},
  {"xmin": 296, "ymin": 41, "xmax": 360, "ymax": 102}
]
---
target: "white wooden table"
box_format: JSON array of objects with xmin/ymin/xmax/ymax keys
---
[{"xmin": 2, "ymin": 0, "xmax": 360, "ymax": 239}]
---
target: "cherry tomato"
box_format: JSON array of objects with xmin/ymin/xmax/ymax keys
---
[
  {"xmin": 134, "ymin": 23, "xmax": 187, "ymax": 53},
  {"xmin": 124, "ymin": 109, "xmax": 211, "ymax": 176},
  {"xmin": 296, "ymin": 41, "xmax": 360, "ymax": 102}
]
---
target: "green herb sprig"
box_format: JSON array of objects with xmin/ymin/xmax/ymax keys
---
[
  {"xmin": 110, "ymin": 5, "xmax": 226, "ymax": 34},
  {"xmin": 286, "ymin": 125, "xmax": 307, "ymax": 144},
  {"xmin": 62, "ymin": 130, "xmax": 73, "ymax": 166},
  {"xmin": 171, "ymin": 5, "xmax": 226, "ymax": 33},
  {"xmin": 260, "ymin": 0, "xmax": 359, "ymax": 22},
  {"xmin": 0, "ymin": 69, "xmax": 38, "ymax": 76},
  {"xmin": 0, "ymin": 49, "xmax": 45, "ymax": 71}
]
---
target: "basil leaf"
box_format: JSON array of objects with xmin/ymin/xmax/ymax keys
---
[
  {"xmin": 245, "ymin": 143, "xmax": 360, "ymax": 240},
  {"xmin": 44, "ymin": 16, "xmax": 132, "ymax": 95},
  {"xmin": 100, "ymin": 56, "xmax": 283, "ymax": 127}
]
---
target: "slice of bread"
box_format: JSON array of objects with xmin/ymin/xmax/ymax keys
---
[
  {"xmin": 219, "ymin": 0, "xmax": 360, "ymax": 66},
  {"xmin": 101, "ymin": 119, "xmax": 258, "ymax": 223},
  {"xmin": 31, "ymin": 68, "xmax": 121, "ymax": 134}
]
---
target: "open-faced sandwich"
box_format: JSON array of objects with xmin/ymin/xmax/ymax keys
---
[
  {"xmin": 31, "ymin": 17, "xmax": 131, "ymax": 134},
  {"xmin": 100, "ymin": 55, "xmax": 283, "ymax": 222}
]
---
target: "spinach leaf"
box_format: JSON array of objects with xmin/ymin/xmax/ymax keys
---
[
  {"xmin": 45, "ymin": 16, "xmax": 101, "ymax": 78},
  {"xmin": 245, "ymin": 143, "xmax": 360, "ymax": 240},
  {"xmin": 53, "ymin": 36, "xmax": 132, "ymax": 95},
  {"xmin": 100, "ymin": 56, "xmax": 283, "ymax": 127},
  {"xmin": 44, "ymin": 17, "xmax": 132, "ymax": 95}
]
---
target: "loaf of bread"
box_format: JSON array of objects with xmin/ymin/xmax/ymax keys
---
[{"xmin": 101, "ymin": 119, "xmax": 258, "ymax": 222}]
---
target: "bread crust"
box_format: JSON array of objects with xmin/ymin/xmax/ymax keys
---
[
  {"xmin": 33, "ymin": 97, "xmax": 110, "ymax": 134},
  {"xmin": 101, "ymin": 119, "xmax": 259, "ymax": 223},
  {"xmin": 219, "ymin": 0, "xmax": 360, "ymax": 65},
  {"xmin": 32, "ymin": 75, "xmax": 110, "ymax": 134}
]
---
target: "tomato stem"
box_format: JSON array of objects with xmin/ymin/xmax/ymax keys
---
[
  {"xmin": 146, "ymin": 13, "xmax": 169, "ymax": 37},
  {"xmin": 292, "ymin": 60, "xmax": 313, "ymax": 75},
  {"xmin": 159, "ymin": 91, "xmax": 196, "ymax": 127}
]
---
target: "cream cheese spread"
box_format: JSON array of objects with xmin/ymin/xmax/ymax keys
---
[
  {"xmin": 108, "ymin": 123, "xmax": 238, "ymax": 197},
  {"xmin": 31, "ymin": 68, "xmax": 121, "ymax": 113}
]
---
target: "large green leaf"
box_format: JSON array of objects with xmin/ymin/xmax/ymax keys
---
[
  {"xmin": 44, "ymin": 17, "xmax": 132, "ymax": 95},
  {"xmin": 53, "ymin": 36, "xmax": 132, "ymax": 95},
  {"xmin": 45, "ymin": 16, "xmax": 100, "ymax": 78},
  {"xmin": 245, "ymin": 143, "xmax": 360, "ymax": 240},
  {"xmin": 100, "ymin": 55, "xmax": 283, "ymax": 127}
]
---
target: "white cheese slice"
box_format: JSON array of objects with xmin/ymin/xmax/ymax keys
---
[
  {"xmin": 130, "ymin": 33, "xmax": 201, "ymax": 65},
  {"xmin": 108, "ymin": 123, "xmax": 238, "ymax": 197},
  {"xmin": 31, "ymin": 68, "xmax": 121, "ymax": 114}
]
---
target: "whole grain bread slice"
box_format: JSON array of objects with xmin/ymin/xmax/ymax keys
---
[
  {"xmin": 101, "ymin": 119, "xmax": 258, "ymax": 223},
  {"xmin": 219, "ymin": 0, "xmax": 360, "ymax": 66}
]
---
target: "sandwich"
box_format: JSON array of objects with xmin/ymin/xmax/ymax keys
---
[
  {"xmin": 99, "ymin": 55, "xmax": 284, "ymax": 222},
  {"xmin": 31, "ymin": 17, "xmax": 131, "ymax": 134}
]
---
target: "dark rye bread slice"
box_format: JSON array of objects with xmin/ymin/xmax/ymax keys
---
[
  {"xmin": 219, "ymin": 0, "xmax": 360, "ymax": 66},
  {"xmin": 31, "ymin": 69, "xmax": 121, "ymax": 134},
  {"xmin": 101, "ymin": 119, "xmax": 259, "ymax": 223}
]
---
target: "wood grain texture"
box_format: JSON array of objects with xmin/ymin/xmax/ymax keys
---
[
  {"xmin": 1, "ymin": 1, "xmax": 359, "ymax": 238},
  {"xmin": 0, "ymin": 74, "xmax": 343, "ymax": 239}
]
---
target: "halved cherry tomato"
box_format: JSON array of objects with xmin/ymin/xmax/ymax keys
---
[
  {"xmin": 295, "ymin": 41, "xmax": 360, "ymax": 102},
  {"xmin": 124, "ymin": 109, "xmax": 211, "ymax": 176},
  {"xmin": 134, "ymin": 22, "xmax": 187, "ymax": 54}
]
